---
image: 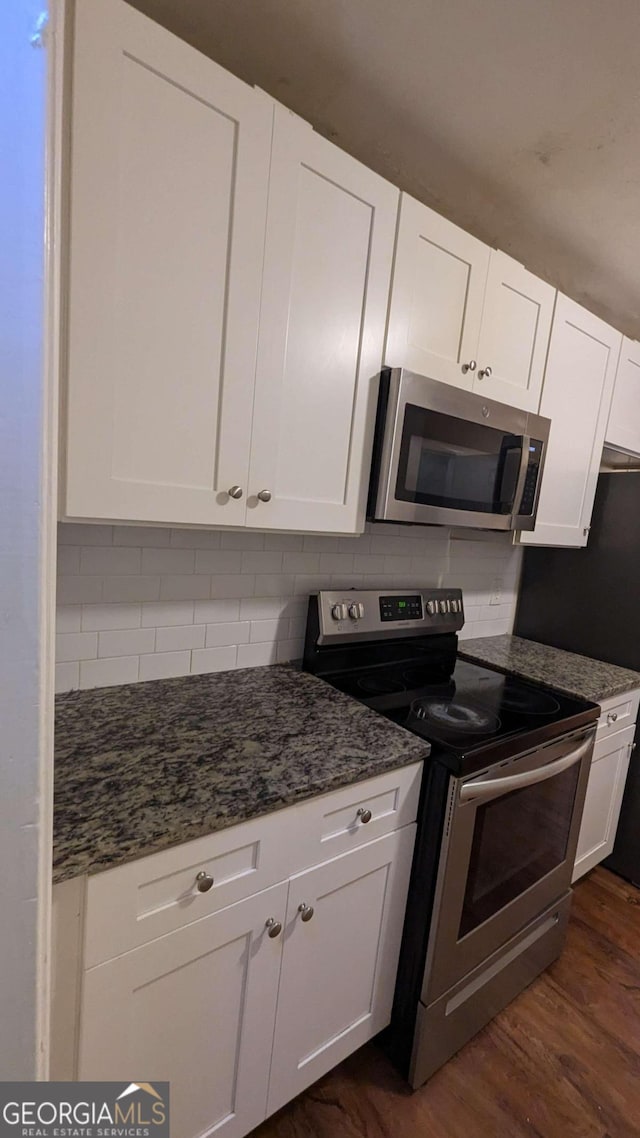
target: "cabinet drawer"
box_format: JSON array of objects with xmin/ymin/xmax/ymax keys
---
[
  {"xmin": 84, "ymin": 810, "xmax": 299, "ymax": 968},
  {"xmin": 596, "ymin": 690, "xmax": 640, "ymax": 741},
  {"xmin": 292, "ymin": 762, "xmax": 422, "ymax": 870},
  {"xmin": 84, "ymin": 761, "xmax": 423, "ymax": 967}
]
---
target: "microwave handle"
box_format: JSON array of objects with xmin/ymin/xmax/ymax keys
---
[
  {"xmin": 511, "ymin": 434, "xmax": 531, "ymax": 514},
  {"xmin": 459, "ymin": 733, "xmax": 593, "ymax": 804}
]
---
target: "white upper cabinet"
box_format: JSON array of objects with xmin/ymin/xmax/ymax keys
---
[
  {"xmin": 385, "ymin": 197, "xmax": 555, "ymax": 411},
  {"xmin": 474, "ymin": 251, "xmax": 555, "ymax": 411},
  {"xmin": 63, "ymin": 0, "xmax": 272, "ymax": 526},
  {"xmin": 606, "ymin": 336, "xmax": 640, "ymax": 456},
  {"xmin": 520, "ymin": 294, "xmax": 622, "ymax": 548},
  {"xmin": 247, "ymin": 103, "xmax": 398, "ymax": 533},
  {"xmin": 385, "ymin": 195, "xmax": 490, "ymax": 390}
]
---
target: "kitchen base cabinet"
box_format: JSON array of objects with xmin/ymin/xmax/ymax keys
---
[
  {"xmin": 266, "ymin": 826, "xmax": 415, "ymax": 1115},
  {"xmin": 79, "ymin": 882, "xmax": 288, "ymax": 1138},
  {"xmin": 53, "ymin": 764, "xmax": 422, "ymax": 1138},
  {"xmin": 573, "ymin": 692, "xmax": 640, "ymax": 882}
]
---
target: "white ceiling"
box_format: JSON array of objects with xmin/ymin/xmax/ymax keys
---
[{"xmin": 131, "ymin": 0, "xmax": 640, "ymax": 339}]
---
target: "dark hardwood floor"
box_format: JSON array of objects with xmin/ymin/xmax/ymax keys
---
[{"xmin": 254, "ymin": 868, "xmax": 640, "ymax": 1138}]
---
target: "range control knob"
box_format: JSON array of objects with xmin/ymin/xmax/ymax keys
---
[
  {"xmin": 450, "ymin": 599, "xmax": 459, "ymax": 613},
  {"xmin": 331, "ymin": 603, "xmax": 347, "ymax": 621},
  {"xmin": 439, "ymin": 600, "xmax": 449, "ymax": 614},
  {"xmin": 426, "ymin": 600, "xmax": 437, "ymax": 616},
  {"xmin": 348, "ymin": 602, "xmax": 364, "ymax": 620}
]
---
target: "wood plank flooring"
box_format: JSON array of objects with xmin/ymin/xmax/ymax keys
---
[{"xmin": 254, "ymin": 868, "xmax": 640, "ymax": 1138}]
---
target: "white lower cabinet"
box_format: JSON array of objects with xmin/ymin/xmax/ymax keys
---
[
  {"xmin": 573, "ymin": 690, "xmax": 640, "ymax": 882},
  {"xmin": 58, "ymin": 765, "xmax": 422, "ymax": 1138},
  {"xmin": 267, "ymin": 826, "xmax": 415, "ymax": 1115},
  {"xmin": 79, "ymin": 882, "xmax": 288, "ymax": 1138}
]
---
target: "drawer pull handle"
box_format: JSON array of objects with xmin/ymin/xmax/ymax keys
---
[
  {"xmin": 195, "ymin": 870, "xmax": 214, "ymax": 893},
  {"xmin": 265, "ymin": 917, "xmax": 282, "ymax": 938},
  {"xmin": 357, "ymin": 807, "xmax": 372, "ymax": 824},
  {"xmin": 298, "ymin": 902, "xmax": 314, "ymax": 922},
  {"xmin": 607, "ymin": 712, "xmax": 618, "ymax": 724}
]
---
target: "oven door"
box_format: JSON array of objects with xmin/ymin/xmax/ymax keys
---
[
  {"xmin": 370, "ymin": 369, "xmax": 547, "ymax": 530},
  {"xmin": 422, "ymin": 727, "xmax": 594, "ymax": 1003}
]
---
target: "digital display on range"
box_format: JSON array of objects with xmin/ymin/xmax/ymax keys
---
[{"xmin": 380, "ymin": 595, "xmax": 423, "ymax": 622}]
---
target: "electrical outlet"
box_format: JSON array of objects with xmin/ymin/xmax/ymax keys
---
[{"xmin": 490, "ymin": 586, "xmax": 502, "ymax": 606}]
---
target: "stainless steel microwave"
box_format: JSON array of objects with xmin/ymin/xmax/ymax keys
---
[{"xmin": 367, "ymin": 369, "xmax": 550, "ymax": 531}]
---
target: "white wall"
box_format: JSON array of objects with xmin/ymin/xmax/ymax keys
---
[
  {"xmin": 0, "ymin": 0, "xmax": 52, "ymax": 1079},
  {"xmin": 56, "ymin": 522, "xmax": 521, "ymax": 691}
]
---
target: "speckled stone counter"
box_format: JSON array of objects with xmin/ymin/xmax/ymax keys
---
[
  {"xmin": 461, "ymin": 634, "xmax": 640, "ymax": 704},
  {"xmin": 54, "ymin": 665, "xmax": 428, "ymax": 884}
]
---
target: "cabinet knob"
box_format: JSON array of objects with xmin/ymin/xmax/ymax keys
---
[
  {"xmin": 461, "ymin": 360, "xmax": 477, "ymax": 375},
  {"xmin": 607, "ymin": 712, "xmax": 618, "ymax": 724},
  {"xmin": 228, "ymin": 485, "xmax": 243, "ymax": 499},
  {"xmin": 195, "ymin": 870, "xmax": 214, "ymax": 893},
  {"xmin": 357, "ymin": 807, "xmax": 372, "ymax": 824},
  {"xmin": 265, "ymin": 917, "xmax": 282, "ymax": 938},
  {"xmin": 257, "ymin": 489, "xmax": 272, "ymax": 503},
  {"xmin": 298, "ymin": 902, "xmax": 314, "ymax": 922},
  {"xmin": 477, "ymin": 366, "xmax": 492, "ymax": 380}
]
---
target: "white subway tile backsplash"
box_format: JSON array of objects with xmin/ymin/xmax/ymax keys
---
[
  {"xmin": 205, "ymin": 621, "xmax": 250, "ymax": 647},
  {"xmin": 79, "ymin": 655, "xmax": 139, "ymax": 688},
  {"xmin": 82, "ymin": 603, "xmax": 142, "ymax": 631},
  {"xmin": 55, "ymin": 662, "xmax": 79, "ymax": 693},
  {"xmin": 159, "ymin": 574, "xmax": 211, "ymax": 601},
  {"xmin": 141, "ymin": 547, "xmax": 195, "ymax": 574},
  {"xmin": 80, "ymin": 546, "xmax": 141, "ymax": 575},
  {"xmin": 191, "ymin": 645, "xmax": 238, "ymax": 674},
  {"xmin": 194, "ymin": 549, "xmax": 243, "ymax": 574},
  {"xmin": 101, "ymin": 575, "xmax": 161, "ymax": 603},
  {"xmin": 142, "ymin": 601, "xmax": 195, "ymax": 627},
  {"xmin": 56, "ymin": 522, "xmax": 522, "ymax": 691},
  {"xmin": 56, "ymin": 631, "xmax": 98, "ymax": 663},
  {"xmin": 139, "ymin": 651, "xmax": 191, "ymax": 681},
  {"xmin": 241, "ymin": 551, "xmax": 284, "ymax": 574},
  {"xmin": 156, "ymin": 624, "xmax": 206, "ymax": 652},
  {"xmin": 98, "ymin": 628, "xmax": 156, "ymax": 658},
  {"xmin": 237, "ymin": 642, "xmax": 278, "ymax": 667}
]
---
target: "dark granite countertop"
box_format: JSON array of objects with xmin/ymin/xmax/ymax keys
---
[
  {"xmin": 54, "ymin": 665, "xmax": 428, "ymax": 884},
  {"xmin": 461, "ymin": 634, "xmax": 640, "ymax": 704}
]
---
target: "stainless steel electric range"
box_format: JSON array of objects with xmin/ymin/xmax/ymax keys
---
[{"xmin": 303, "ymin": 587, "xmax": 599, "ymax": 1088}]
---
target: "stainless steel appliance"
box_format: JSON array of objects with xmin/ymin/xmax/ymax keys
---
[
  {"xmin": 303, "ymin": 589, "xmax": 598, "ymax": 1087},
  {"xmin": 368, "ymin": 369, "xmax": 550, "ymax": 531}
]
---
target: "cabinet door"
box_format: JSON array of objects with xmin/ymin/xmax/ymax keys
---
[
  {"xmin": 474, "ymin": 251, "xmax": 555, "ymax": 411},
  {"xmin": 247, "ymin": 103, "xmax": 398, "ymax": 533},
  {"xmin": 519, "ymin": 294, "xmax": 622, "ymax": 547},
  {"xmin": 78, "ymin": 882, "xmax": 288, "ymax": 1138},
  {"xmin": 605, "ymin": 336, "xmax": 640, "ymax": 456},
  {"xmin": 572, "ymin": 728, "xmax": 635, "ymax": 882},
  {"xmin": 266, "ymin": 826, "xmax": 415, "ymax": 1116},
  {"xmin": 64, "ymin": 0, "xmax": 272, "ymax": 526},
  {"xmin": 385, "ymin": 194, "xmax": 490, "ymax": 390}
]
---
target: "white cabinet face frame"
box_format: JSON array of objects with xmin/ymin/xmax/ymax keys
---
[
  {"xmin": 64, "ymin": 0, "xmax": 272, "ymax": 526},
  {"xmin": 385, "ymin": 195, "xmax": 490, "ymax": 391},
  {"xmin": 474, "ymin": 250, "xmax": 555, "ymax": 412},
  {"xmin": 266, "ymin": 825, "xmax": 415, "ymax": 1115},
  {"xmin": 519, "ymin": 293, "xmax": 622, "ymax": 548},
  {"xmin": 78, "ymin": 882, "xmax": 289, "ymax": 1138},
  {"xmin": 247, "ymin": 101, "xmax": 398, "ymax": 533},
  {"xmin": 605, "ymin": 336, "xmax": 640, "ymax": 457}
]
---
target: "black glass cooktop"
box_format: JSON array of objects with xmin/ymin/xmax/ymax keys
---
[{"xmin": 326, "ymin": 657, "xmax": 597, "ymax": 765}]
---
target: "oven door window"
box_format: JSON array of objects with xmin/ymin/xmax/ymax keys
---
[
  {"xmin": 459, "ymin": 762, "xmax": 580, "ymax": 939},
  {"xmin": 396, "ymin": 404, "xmax": 524, "ymax": 515}
]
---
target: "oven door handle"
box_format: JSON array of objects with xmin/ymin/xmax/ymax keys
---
[{"xmin": 459, "ymin": 734, "xmax": 593, "ymax": 804}]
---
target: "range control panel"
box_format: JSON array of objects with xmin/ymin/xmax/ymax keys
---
[{"xmin": 315, "ymin": 588, "xmax": 464, "ymax": 644}]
